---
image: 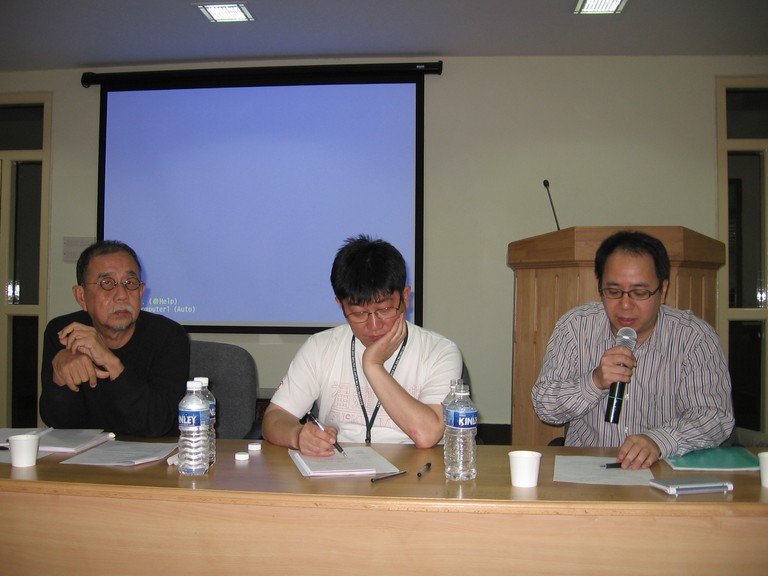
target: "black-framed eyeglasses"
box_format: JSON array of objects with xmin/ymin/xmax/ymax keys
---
[
  {"xmin": 344, "ymin": 296, "xmax": 402, "ymax": 324},
  {"xmin": 599, "ymin": 286, "xmax": 662, "ymax": 301},
  {"xmin": 84, "ymin": 278, "xmax": 144, "ymax": 291}
]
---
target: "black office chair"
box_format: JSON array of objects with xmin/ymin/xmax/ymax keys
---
[
  {"xmin": 547, "ymin": 423, "xmax": 569, "ymax": 446},
  {"xmin": 726, "ymin": 427, "xmax": 768, "ymax": 447},
  {"xmin": 189, "ymin": 340, "xmax": 260, "ymax": 439}
]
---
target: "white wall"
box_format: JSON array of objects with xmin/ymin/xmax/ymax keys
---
[{"xmin": 2, "ymin": 56, "xmax": 767, "ymax": 426}]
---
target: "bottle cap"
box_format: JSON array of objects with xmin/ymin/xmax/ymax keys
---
[
  {"xmin": 248, "ymin": 442, "xmax": 262, "ymax": 452},
  {"xmin": 194, "ymin": 376, "xmax": 209, "ymax": 387},
  {"xmin": 186, "ymin": 380, "xmax": 202, "ymax": 391},
  {"xmin": 235, "ymin": 451, "xmax": 249, "ymax": 461}
]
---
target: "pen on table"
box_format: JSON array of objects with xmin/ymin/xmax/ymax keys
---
[
  {"xmin": 305, "ymin": 412, "xmax": 346, "ymax": 457},
  {"xmin": 371, "ymin": 470, "xmax": 407, "ymax": 483},
  {"xmin": 601, "ymin": 462, "xmax": 623, "ymax": 469},
  {"xmin": 417, "ymin": 462, "xmax": 432, "ymax": 477}
]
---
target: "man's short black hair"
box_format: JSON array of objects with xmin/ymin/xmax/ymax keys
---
[
  {"xmin": 594, "ymin": 231, "xmax": 670, "ymax": 289},
  {"xmin": 76, "ymin": 240, "xmax": 141, "ymax": 285},
  {"xmin": 330, "ymin": 234, "xmax": 406, "ymax": 304}
]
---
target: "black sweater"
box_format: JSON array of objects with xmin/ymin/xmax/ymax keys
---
[{"xmin": 40, "ymin": 310, "xmax": 190, "ymax": 437}]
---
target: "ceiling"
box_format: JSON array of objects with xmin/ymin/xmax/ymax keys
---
[{"xmin": 2, "ymin": 0, "xmax": 768, "ymax": 73}]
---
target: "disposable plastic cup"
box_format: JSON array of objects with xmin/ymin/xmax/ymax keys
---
[
  {"xmin": 508, "ymin": 450, "xmax": 542, "ymax": 487},
  {"xmin": 8, "ymin": 434, "xmax": 39, "ymax": 467},
  {"xmin": 759, "ymin": 452, "xmax": 768, "ymax": 488}
]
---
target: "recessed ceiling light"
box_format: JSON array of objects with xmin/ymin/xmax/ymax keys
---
[
  {"xmin": 197, "ymin": 3, "xmax": 254, "ymax": 23},
  {"xmin": 574, "ymin": 0, "xmax": 628, "ymax": 14}
]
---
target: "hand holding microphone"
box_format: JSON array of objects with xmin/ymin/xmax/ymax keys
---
[{"xmin": 604, "ymin": 327, "xmax": 637, "ymax": 424}]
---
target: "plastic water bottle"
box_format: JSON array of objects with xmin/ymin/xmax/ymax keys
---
[
  {"xmin": 178, "ymin": 380, "xmax": 210, "ymax": 476},
  {"xmin": 444, "ymin": 382, "xmax": 478, "ymax": 481},
  {"xmin": 442, "ymin": 378, "xmax": 460, "ymax": 424},
  {"xmin": 194, "ymin": 376, "xmax": 217, "ymax": 465}
]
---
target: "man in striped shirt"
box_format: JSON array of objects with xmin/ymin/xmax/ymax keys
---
[{"xmin": 532, "ymin": 231, "xmax": 734, "ymax": 470}]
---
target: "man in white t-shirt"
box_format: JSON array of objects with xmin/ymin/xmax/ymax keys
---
[{"xmin": 262, "ymin": 235, "xmax": 463, "ymax": 456}]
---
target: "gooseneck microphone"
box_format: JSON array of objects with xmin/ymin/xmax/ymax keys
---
[
  {"xmin": 604, "ymin": 327, "xmax": 637, "ymax": 424},
  {"xmin": 542, "ymin": 179, "xmax": 561, "ymax": 231}
]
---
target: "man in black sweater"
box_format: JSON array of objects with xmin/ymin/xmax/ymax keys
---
[{"xmin": 40, "ymin": 240, "xmax": 189, "ymax": 437}]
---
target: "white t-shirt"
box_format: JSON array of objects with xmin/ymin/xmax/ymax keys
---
[{"xmin": 271, "ymin": 322, "xmax": 463, "ymax": 444}]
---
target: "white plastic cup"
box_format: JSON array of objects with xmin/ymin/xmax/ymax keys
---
[
  {"xmin": 10, "ymin": 466, "xmax": 38, "ymax": 481},
  {"xmin": 508, "ymin": 450, "xmax": 542, "ymax": 487},
  {"xmin": 8, "ymin": 434, "xmax": 40, "ymax": 467},
  {"xmin": 759, "ymin": 452, "xmax": 768, "ymax": 488}
]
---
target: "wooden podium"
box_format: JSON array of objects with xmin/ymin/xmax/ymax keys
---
[{"xmin": 506, "ymin": 226, "xmax": 725, "ymax": 445}]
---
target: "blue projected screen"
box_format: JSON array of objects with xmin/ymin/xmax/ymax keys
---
[{"xmin": 99, "ymin": 77, "xmax": 422, "ymax": 332}]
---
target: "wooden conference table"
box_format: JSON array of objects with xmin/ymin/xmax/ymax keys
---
[{"xmin": 1, "ymin": 441, "xmax": 766, "ymax": 575}]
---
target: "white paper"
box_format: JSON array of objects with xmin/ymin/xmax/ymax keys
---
[
  {"xmin": 553, "ymin": 455, "xmax": 654, "ymax": 486},
  {"xmin": 0, "ymin": 427, "xmax": 51, "ymax": 443},
  {"xmin": 61, "ymin": 441, "xmax": 177, "ymax": 466},
  {"xmin": 1, "ymin": 428, "xmax": 114, "ymax": 453}
]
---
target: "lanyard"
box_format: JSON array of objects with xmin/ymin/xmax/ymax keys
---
[{"xmin": 350, "ymin": 331, "xmax": 408, "ymax": 444}]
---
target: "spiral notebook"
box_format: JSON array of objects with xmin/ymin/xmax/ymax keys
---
[{"xmin": 288, "ymin": 446, "xmax": 398, "ymax": 477}]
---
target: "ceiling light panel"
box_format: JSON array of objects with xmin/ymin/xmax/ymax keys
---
[
  {"xmin": 574, "ymin": 0, "xmax": 628, "ymax": 14},
  {"xmin": 197, "ymin": 3, "xmax": 254, "ymax": 23}
]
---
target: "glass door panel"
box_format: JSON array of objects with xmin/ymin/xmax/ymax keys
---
[
  {"xmin": 727, "ymin": 152, "xmax": 764, "ymax": 309},
  {"xmin": 7, "ymin": 161, "xmax": 42, "ymax": 305}
]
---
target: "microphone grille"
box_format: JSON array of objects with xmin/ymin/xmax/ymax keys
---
[{"xmin": 616, "ymin": 327, "xmax": 637, "ymax": 351}]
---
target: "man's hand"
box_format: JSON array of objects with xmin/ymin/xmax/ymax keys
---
[
  {"xmin": 298, "ymin": 421, "xmax": 339, "ymax": 457},
  {"xmin": 53, "ymin": 322, "xmax": 123, "ymax": 389},
  {"xmin": 362, "ymin": 314, "xmax": 407, "ymax": 371},
  {"xmin": 617, "ymin": 434, "xmax": 661, "ymax": 469},
  {"xmin": 592, "ymin": 345, "xmax": 636, "ymax": 390},
  {"xmin": 52, "ymin": 349, "xmax": 110, "ymax": 391},
  {"xmin": 58, "ymin": 322, "xmax": 113, "ymax": 365},
  {"xmin": 262, "ymin": 404, "xmax": 339, "ymax": 457}
]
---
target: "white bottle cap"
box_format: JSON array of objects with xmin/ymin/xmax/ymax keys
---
[
  {"xmin": 248, "ymin": 442, "xmax": 262, "ymax": 452},
  {"xmin": 186, "ymin": 380, "xmax": 202, "ymax": 391},
  {"xmin": 235, "ymin": 452, "xmax": 249, "ymax": 461},
  {"xmin": 194, "ymin": 377, "xmax": 209, "ymax": 387}
]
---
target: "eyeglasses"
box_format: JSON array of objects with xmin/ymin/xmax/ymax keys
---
[
  {"xmin": 599, "ymin": 286, "xmax": 662, "ymax": 301},
  {"xmin": 84, "ymin": 278, "xmax": 144, "ymax": 291},
  {"xmin": 344, "ymin": 298, "xmax": 402, "ymax": 324}
]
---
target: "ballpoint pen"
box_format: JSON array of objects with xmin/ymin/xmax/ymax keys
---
[
  {"xmin": 601, "ymin": 462, "xmax": 622, "ymax": 469},
  {"xmin": 371, "ymin": 470, "xmax": 407, "ymax": 483},
  {"xmin": 305, "ymin": 412, "xmax": 346, "ymax": 457}
]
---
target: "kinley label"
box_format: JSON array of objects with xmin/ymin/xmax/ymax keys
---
[
  {"xmin": 179, "ymin": 409, "xmax": 209, "ymax": 428},
  {"xmin": 445, "ymin": 410, "xmax": 478, "ymax": 429}
]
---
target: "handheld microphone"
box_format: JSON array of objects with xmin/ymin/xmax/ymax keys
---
[
  {"xmin": 604, "ymin": 327, "xmax": 637, "ymax": 424},
  {"xmin": 542, "ymin": 179, "xmax": 561, "ymax": 231}
]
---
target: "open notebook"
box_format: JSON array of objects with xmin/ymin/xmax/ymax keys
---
[{"xmin": 289, "ymin": 446, "xmax": 399, "ymax": 477}]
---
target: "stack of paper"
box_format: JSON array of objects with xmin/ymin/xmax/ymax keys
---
[
  {"xmin": 0, "ymin": 428, "xmax": 114, "ymax": 453},
  {"xmin": 61, "ymin": 441, "xmax": 177, "ymax": 466}
]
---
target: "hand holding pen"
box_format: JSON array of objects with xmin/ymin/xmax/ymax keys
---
[{"xmin": 305, "ymin": 412, "xmax": 346, "ymax": 457}]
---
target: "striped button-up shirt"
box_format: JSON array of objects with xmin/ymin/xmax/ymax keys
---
[{"xmin": 531, "ymin": 302, "xmax": 734, "ymax": 458}]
